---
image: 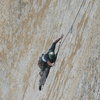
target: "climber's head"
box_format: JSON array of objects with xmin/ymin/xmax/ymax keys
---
[{"xmin": 48, "ymin": 52, "xmax": 56, "ymax": 60}]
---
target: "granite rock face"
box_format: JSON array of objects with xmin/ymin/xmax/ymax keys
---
[{"xmin": 0, "ymin": 0, "xmax": 100, "ymax": 100}]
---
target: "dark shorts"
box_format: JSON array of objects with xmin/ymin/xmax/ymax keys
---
[
  {"xmin": 39, "ymin": 66, "xmax": 50, "ymax": 86},
  {"xmin": 40, "ymin": 65, "xmax": 48, "ymax": 71}
]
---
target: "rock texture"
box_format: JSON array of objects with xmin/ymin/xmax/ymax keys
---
[{"xmin": 0, "ymin": 0, "xmax": 100, "ymax": 100}]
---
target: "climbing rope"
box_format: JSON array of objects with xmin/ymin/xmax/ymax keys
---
[
  {"xmin": 56, "ymin": 39, "xmax": 63, "ymax": 55},
  {"xmin": 42, "ymin": 0, "xmax": 85, "ymax": 56},
  {"xmin": 60, "ymin": 0, "xmax": 85, "ymax": 47}
]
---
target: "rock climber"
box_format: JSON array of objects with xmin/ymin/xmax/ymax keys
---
[{"xmin": 38, "ymin": 34, "xmax": 64, "ymax": 90}]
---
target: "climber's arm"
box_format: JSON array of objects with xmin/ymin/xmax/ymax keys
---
[{"xmin": 47, "ymin": 61, "xmax": 54, "ymax": 67}]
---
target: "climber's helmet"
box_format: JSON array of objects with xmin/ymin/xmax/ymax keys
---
[{"xmin": 48, "ymin": 52, "xmax": 56, "ymax": 60}]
